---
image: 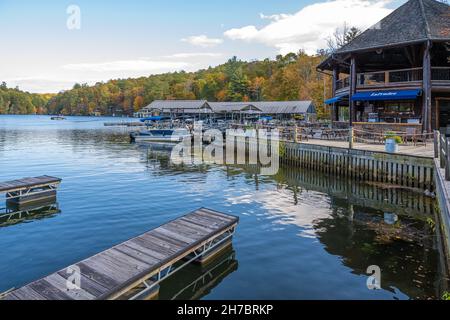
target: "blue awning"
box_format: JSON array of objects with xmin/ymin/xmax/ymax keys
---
[
  {"xmin": 325, "ymin": 94, "xmax": 348, "ymax": 105},
  {"xmin": 140, "ymin": 116, "xmax": 165, "ymax": 122},
  {"xmin": 351, "ymin": 89, "xmax": 421, "ymax": 101}
]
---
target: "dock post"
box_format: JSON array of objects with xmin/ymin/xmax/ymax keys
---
[
  {"xmin": 434, "ymin": 130, "xmax": 440, "ymax": 159},
  {"xmin": 349, "ymin": 127, "xmax": 354, "ymax": 149},
  {"xmin": 446, "ymin": 139, "xmax": 450, "ymax": 181},
  {"xmin": 441, "ymin": 135, "xmax": 446, "ymax": 169}
]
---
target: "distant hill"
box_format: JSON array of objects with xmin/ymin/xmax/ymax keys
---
[
  {"xmin": 1, "ymin": 52, "xmax": 331, "ymax": 118},
  {"xmin": 0, "ymin": 82, "xmax": 53, "ymax": 115}
]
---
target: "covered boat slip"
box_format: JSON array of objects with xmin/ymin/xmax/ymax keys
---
[
  {"xmin": 0, "ymin": 176, "xmax": 62, "ymax": 205},
  {"xmin": 2, "ymin": 208, "xmax": 239, "ymax": 300}
]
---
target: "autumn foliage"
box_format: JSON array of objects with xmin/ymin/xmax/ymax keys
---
[{"xmin": 1, "ymin": 52, "xmax": 331, "ymax": 119}]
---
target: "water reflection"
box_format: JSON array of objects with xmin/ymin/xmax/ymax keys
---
[
  {"xmin": 140, "ymin": 144, "xmax": 449, "ymax": 299},
  {"xmin": 159, "ymin": 246, "xmax": 238, "ymax": 300},
  {"xmin": 0, "ymin": 117, "xmax": 448, "ymax": 300},
  {"xmin": 0, "ymin": 199, "xmax": 60, "ymax": 228}
]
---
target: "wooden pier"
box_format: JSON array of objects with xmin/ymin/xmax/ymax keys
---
[
  {"xmin": 104, "ymin": 121, "xmax": 145, "ymax": 127},
  {"xmin": 282, "ymin": 142, "xmax": 435, "ymax": 190},
  {"xmin": 0, "ymin": 176, "xmax": 62, "ymax": 205},
  {"xmin": 2, "ymin": 208, "xmax": 238, "ymax": 300}
]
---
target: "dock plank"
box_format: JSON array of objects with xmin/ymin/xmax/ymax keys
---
[
  {"xmin": 3, "ymin": 208, "xmax": 238, "ymax": 300},
  {"xmin": 0, "ymin": 176, "xmax": 61, "ymax": 193},
  {"xmin": 56, "ymin": 270, "xmax": 110, "ymax": 297},
  {"xmin": 44, "ymin": 274, "xmax": 95, "ymax": 300}
]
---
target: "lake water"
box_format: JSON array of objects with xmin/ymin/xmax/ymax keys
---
[{"xmin": 0, "ymin": 115, "xmax": 448, "ymax": 300}]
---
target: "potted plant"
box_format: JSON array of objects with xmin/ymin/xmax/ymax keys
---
[{"xmin": 384, "ymin": 131, "xmax": 403, "ymax": 153}]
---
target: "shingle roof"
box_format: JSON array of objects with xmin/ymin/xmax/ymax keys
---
[
  {"xmin": 143, "ymin": 100, "xmax": 210, "ymax": 111},
  {"xmin": 336, "ymin": 0, "xmax": 450, "ymax": 54},
  {"xmin": 210, "ymin": 101, "xmax": 316, "ymax": 114},
  {"xmin": 208, "ymin": 102, "xmax": 251, "ymax": 113}
]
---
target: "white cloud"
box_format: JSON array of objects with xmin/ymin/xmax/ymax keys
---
[
  {"xmin": 164, "ymin": 52, "xmax": 223, "ymax": 59},
  {"xmin": 225, "ymin": 0, "xmax": 394, "ymax": 55},
  {"xmin": 4, "ymin": 77, "xmax": 97, "ymax": 94},
  {"xmin": 181, "ymin": 35, "xmax": 223, "ymax": 47},
  {"xmin": 62, "ymin": 59, "xmax": 189, "ymax": 72}
]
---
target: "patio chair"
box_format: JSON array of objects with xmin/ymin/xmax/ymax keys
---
[{"xmin": 405, "ymin": 127, "xmax": 417, "ymax": 146}]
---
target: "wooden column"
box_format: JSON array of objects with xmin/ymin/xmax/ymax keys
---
[
  {"xmin": 349, "ymin": 56, "xmax": 357, "ymax": 126},
  {"xmin": 423, "ymin": 41, "xmax": 432, "ymax": 132},
  {"xmin": 332, "ymin": 67, "xmax": 339, "ymax": 122}
]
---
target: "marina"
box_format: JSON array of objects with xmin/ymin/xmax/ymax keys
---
[
  {"xmin": 0, "ymin": 115, "xmax": 448, "ymax": 299},
  {"xmin": 2, "ymin": 0, "xmax": 450, "ymax": 302}
]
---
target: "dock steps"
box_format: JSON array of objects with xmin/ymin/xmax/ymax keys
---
[{"xmin": 2, "ymin": 208, "xmax": 238, "ymax": 300}]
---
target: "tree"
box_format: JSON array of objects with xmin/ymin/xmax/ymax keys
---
[
  {"xmin": 133, "ymin": 96, "xmax": 144, "ymax": 111},
  {"xmin": 1, "ymin": 52, "xmax": 332, "ymax": 119},
  {"xmin": 326, "ymin": 23, "xmax": 362, "ymax": 53}
]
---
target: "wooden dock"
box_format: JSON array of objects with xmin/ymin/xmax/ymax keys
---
[
  {"xmin": 2, "ymin": 208, "xmax": 238, "ymax": 300},
  {"xmin": 0, "ymin": 176, "xmax": 62, "ymax": 205},
  {"xmin": 104, "ymin": 122, "xmax": 145, "ymax": 127}
]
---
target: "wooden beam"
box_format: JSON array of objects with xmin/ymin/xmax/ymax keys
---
[
  {"xmin": 349, "ymin": 56, "xmax": 357, "ymax": 126},
  {"xmin": 423, "ymin": 41, "xmax": 432, "ymax": 132},
  {"xmin": 332, "ymin": 68, "xmax": 339, "ymax": 122}
]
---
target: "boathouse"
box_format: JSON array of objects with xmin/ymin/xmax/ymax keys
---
[
  {"xmin": 135, "ymin": 100, "xmax": 316, "ymax": 121},
  {"xmin": 134, "ymin": 100, "xmax": 213, "ymax": 119},
  {"xmin": 209, "ymin": 101, "xmax": 316, "ymax": 121},
  {"xmin": 317, "ymin": 0, "xmax": 450, "ymax": 133}
]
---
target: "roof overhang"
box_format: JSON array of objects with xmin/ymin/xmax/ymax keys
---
[{"xmin": 351, "ymin": 89, "xmax": 422, "ymax": 101}]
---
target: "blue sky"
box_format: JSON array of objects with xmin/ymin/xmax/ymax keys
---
[{"xmin": 0, "ymin": 0, "xmax": 406, "ymax": 93}]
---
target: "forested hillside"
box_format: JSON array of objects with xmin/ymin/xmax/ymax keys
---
[
  {"xmin": 1, "ymin": 52, "xmax": 332, "ymax": 118},
  {"xmin": 0, "ymin": 82, "xmax": 52, "ymax": 115}
]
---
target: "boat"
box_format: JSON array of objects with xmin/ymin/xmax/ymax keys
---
[
  {"xmin": 50, "ymin": 116, "xmax": 66, "ymax": 120},
  {"xmin": 130, "ymin": 128, "xmax": 192, "ymax": 143}
]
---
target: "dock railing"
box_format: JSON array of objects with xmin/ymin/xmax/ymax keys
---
[{"xmin": 435, "ymin": 130, "xmax": 450, "ymax": 181}]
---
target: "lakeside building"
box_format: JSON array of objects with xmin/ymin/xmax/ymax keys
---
[
  {"xmin": 317, "ymin": 0, "xmax": 450, "ymax": 133},
  {"xmin": 134, "ymin": 100, "xmax": 316, "ymax": 122}
]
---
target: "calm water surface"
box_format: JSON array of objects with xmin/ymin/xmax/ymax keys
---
[{"xmin": 0, "ymin": 115, "xmax": 448, "ymax": 300}]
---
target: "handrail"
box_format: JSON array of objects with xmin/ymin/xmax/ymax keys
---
[
  {"xmin": 359, "ymin": 67, "xmax": 423, "ymax": 75},
  {"xmin": 434, "ymin": 130, "xmax": 450, "ymax": 180}
]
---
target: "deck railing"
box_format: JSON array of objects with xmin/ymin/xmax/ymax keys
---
[
  {"xmin": 435, "ymin": 131, "xmax": 450, "ymax": 180},
  {"xmin": 336, "ymin": 76, "xmax": 350, "ymax": 91},
  {"xmin": 335, "ymin": 67, "xmax": 450, "ymax": 91},
  {"xmin": 357, "ymin": 68, "xmax": 423, "ymax": 87},
  {"xmin": 432, "ymin": 67, "xmax": 450, "ymax": 81}
]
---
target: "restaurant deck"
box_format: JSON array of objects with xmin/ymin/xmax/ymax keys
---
[
  {"xmin": 302, "ymin": 139, "xmax": 434, "ymax": 158},
  {"xmin": 2, "ymin": 208, "xmax": 239, "ymax": 300}
]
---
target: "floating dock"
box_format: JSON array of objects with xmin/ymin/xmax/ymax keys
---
[
  {"xmin": 104, "ymin": 122, "xmax": 145, "ymax": 127},
  {"xmin": 2, "ymin": 208, "xmax": 238, "ymax": 300},
  {"xmin": 0, "ymin": 176, "xmax": 62, "ymax": 205}
]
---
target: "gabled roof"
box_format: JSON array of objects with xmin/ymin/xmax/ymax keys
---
[
  {"xmin": 336, "ymin": 0, "xmax": 450, "ymax": 54},
  {"xmin": 143, "ymin": 100, "xmax": 210, "ymax": 111},
  {"xmin": 210, "ymin": 101, "xmax": 316, "ymax": 114},
  {"xmin": 252, "ymin": 101, "xmax": 315, "ymax": 114},
  {"xmin": 208, "ymin": 102, "xmax": 252, "ymax": 113}
]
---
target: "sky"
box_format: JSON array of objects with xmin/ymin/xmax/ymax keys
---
[{"xmin": 0, "ymin": 0, "xmax": 407, "ymax": 93}]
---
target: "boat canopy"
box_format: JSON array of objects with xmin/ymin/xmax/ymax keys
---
[{"xmin": 140, "ymin": 116, "xmax": 168, "ymax": 122}]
